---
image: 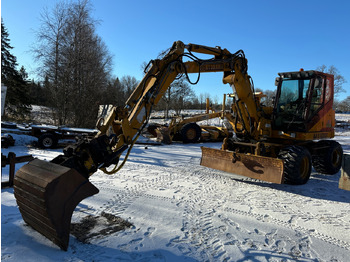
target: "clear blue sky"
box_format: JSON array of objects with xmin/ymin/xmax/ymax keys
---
[{"xmin": 2, "ymin": 0, "xmax": 350, "ymax": 101}]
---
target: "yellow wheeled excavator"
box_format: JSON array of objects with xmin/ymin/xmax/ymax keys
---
[{"xmin": 14, "ymin": 41, "xmax": 343, "ymax": 250}]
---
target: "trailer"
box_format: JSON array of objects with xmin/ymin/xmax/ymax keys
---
[
  {"xmin": 30, "ymin": 125, "xmax": 98, "ymax": 148},
  {"xmin": 1, "ymin": 122, "xmax": 98, "ymax": 149}
]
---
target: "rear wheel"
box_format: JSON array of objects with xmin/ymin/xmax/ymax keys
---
[
  {"xmin": 181, "ymin": 123, "xmax": 201, "ymax": 143},
  {"xmin": 312, "ymin": 140, "xmax": 343, "ymax": 175},
  {"xmin": 38, "ymin": 133, "xmax": 58, "ymax": 149},
  {"xmin": 278, "ymin": 146, "xmax": 312, "ymax": 185}
]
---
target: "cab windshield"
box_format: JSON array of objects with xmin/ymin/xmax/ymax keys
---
[
  {"xmin": 275, "ymin": 78, "xmax": 310, "ymax": 129},
  {"xmin": 278, "ymin": 78, "xmax": 310, "ymax": 106}
]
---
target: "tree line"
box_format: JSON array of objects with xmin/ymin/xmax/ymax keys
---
[
  {"xmin": 1, "ymin": 0, "xmax": 216, "ymax": 128},
  {"xmin": 0, "ymin": 0, "xmax": 225, "ymax": 128},
  {"xmin": 1, "ymin": 0, "xmax": 349, "ymax": 128}
]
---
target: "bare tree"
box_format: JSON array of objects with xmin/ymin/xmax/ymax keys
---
[
  {"xmin": 63, "ymin": 0, "xmax": 112, "ymax": 127},
  {"xmin": 159, "ymin": 77, "xmax": 196, "ymax": 117},
  {"xmin": 33, "ymin": 2, "xmax": 67, "ymax": 124},
  {"xmin": 172, "ymin": 78, "xmax": 196, "ymax": 115},
  {"xmin": 316, "ymin": 65, "xmax": 346, "ymax": 96},
  {"xmin": 199, "ymin": 92, "xmax": 212, "ymax": 111},
  {"xmin": 337, "ymin": 96, "xmax": 350, "ymax": 112},
  {"xmin": 213, "ymin": 95, "xmax": 219, "ymax": 109},
  {"xmin": 120, "ymin": 75, "xmax": 139, "ymax": 100},
  {"xmin": 33, "ymin": 0, "xmax": 112, "ymax": 127},
  {"xmin": 255, "ymin": 88, "xmax": 276, "ymax": 108}
]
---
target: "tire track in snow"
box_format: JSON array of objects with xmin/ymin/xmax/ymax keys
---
[
  {"xmin": 167, "ymin": 165, "xmax": 350, "ymax": 259},
  {"xmin": 234, "ymin": 183, "xmax": 350, "ymax": 232},
  {"xmin": 222, "ymin": 206, "xmax": 350, "ymax": 251},
  {"xmin": 79, "ymin": 158, "xmax": 349, "ymax": 260},
  {"xmin": 167, "ymin": 169, "xmax": 236, "ymax": 261}
]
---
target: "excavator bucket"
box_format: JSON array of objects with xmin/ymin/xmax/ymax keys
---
[
  {"xmin": 13, "ymin": 159, "xmax": 99, "ymax": 250},
  {"xmin": 200, "ymin": 147, "xmax": 284, "ymax": 184}
]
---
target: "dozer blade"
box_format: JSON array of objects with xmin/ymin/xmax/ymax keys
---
[
  {"xmin": 200, "ymin": 147, "xmax": 284, "ymax": 184},
  {"xmin": 13, "ymin": 159, "xmax": 99, "ymax": 250}
]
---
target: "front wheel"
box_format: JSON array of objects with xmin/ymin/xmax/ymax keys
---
[
  {"xmin": 312, "ymin": 140, "xmax": 343, "ymax": 175},
  {"xmin": 278, "ymin": 146, "xmax": 312, "ymax": 185}
]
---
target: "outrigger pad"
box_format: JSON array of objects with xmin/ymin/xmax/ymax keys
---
[
  {"xmin": 201, "ymin": 147, "xmax": 284, "ymax": 184},
  {"xmin": 14, "ymin": 159, "xmax": 99, "ymax": 250}
]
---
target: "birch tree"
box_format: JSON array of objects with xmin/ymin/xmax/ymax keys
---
[{"xmin": 33, "ymin": 0, "xmax": 112, "ymax": 127}]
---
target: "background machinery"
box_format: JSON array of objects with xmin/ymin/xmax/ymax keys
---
[
  {"xmin": 147, "ymin": 97, "xmax": 232, "ymax": 144},
  {"xmin": 14, "ymin": 41, "xmax": 343, "ymax": 250}
]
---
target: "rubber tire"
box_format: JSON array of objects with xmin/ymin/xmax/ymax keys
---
[
  {"xmin": 38, "ymin": 133, "xmax": 58, "ymax": 149},
  {"xmin": 181, "ymin": 123, "xmax": 201, "ymax": 143},
  {"xmin": 278, "ymin": 146, "xmax": 312, "ymax": 185},
  {"xmin": 312, "ymin": 140, "xmax": 343, "ymax": 175}
]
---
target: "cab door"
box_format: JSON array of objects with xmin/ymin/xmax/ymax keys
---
[{"xmin": 306, "ymin": 73, "xmax": 335, "ymax": 132}]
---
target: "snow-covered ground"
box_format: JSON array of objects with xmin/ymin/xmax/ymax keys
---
[{"xmin": 1, "ymin": 115, "xmax": 350, "ymax": 261}]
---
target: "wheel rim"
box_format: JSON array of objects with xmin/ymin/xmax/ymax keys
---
[
  {"xmin": 300, "ymin": 156, "xmax": 310, "ymax": 179},
  {"xmin": 331, "ymin": 148, "xmax": 342, "ymax": 168},
  {"xmin": 43, "ymin": 138, "xmax": 53, "ymax": 147},
  {"xmin": 185, "ymin": 128, "xmax": 197, "ymax": 140}
]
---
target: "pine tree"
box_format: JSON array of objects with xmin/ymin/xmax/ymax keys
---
[
  {"xmin": 1, "ymin": 20, "xmax": 17, "ymax": 80},
  {"xmin": 1, "ymin": 19, "xmax": 31, "ymax": 118}
]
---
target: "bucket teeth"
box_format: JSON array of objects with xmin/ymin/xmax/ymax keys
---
[
  {"xmin": 14, "ymin": 159, "xmax": 99, "ymax": 250},
  {"xmin": 200, "ymin": 147, "xmax": 284, "ymax": 184}
]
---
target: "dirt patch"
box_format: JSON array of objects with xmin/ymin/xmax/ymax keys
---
[{"xmin": 70, "ymin": 212, "xmax": 133, "ymax": 243}]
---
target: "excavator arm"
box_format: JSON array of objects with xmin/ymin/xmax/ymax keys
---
[{"xmin": 14, "ymin": 40, "xmax": 270, "ymax": 250}]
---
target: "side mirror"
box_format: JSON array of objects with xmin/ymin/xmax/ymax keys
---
[{"xmin": 275, "ymin": 77, "xmax": 281, "ymax": 86}]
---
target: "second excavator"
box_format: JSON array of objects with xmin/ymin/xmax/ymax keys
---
[{"xmin": 14, "ymin": 41, "xmax": 343, "ymax": 250}]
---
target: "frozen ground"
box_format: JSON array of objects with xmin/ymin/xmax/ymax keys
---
[{"xmin": 1, "ymin": 115, "xmax": 350, "ymax": 262}]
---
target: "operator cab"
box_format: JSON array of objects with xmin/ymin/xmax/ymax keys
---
[{"xmin": 273, "ymin": 69, "xmax": 334, "ymax": 132}]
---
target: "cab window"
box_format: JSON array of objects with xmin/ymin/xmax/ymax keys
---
[
  {"xmin": 325, "ymin": 78, "xmax": 332, "ymax": 104},
  {"xmin": 309, "ymin": 77, "xmax": 324, "ymax": 116},
  {"xmin": 277, "ymin": 78, "xmax": 310, "ymax": 115}
]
